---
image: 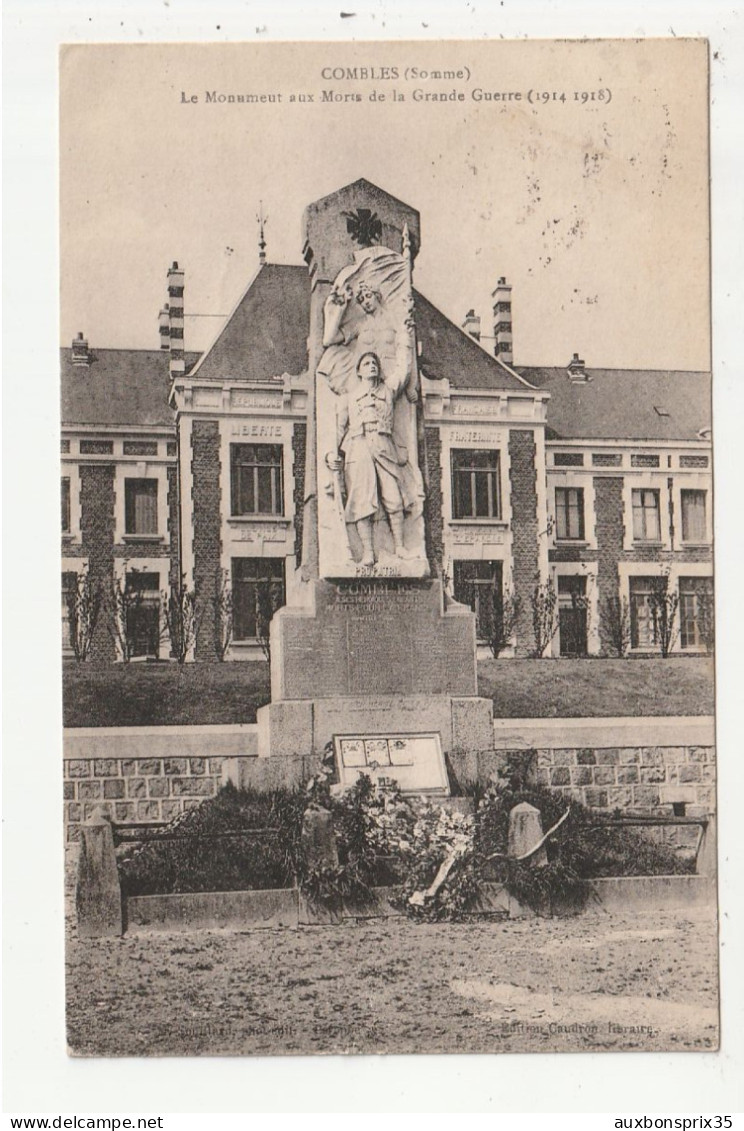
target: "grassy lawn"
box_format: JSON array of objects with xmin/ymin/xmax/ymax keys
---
[
  {"xmin": 63, "ymin": 656, "xmax": 714, "ymax": 728},
  {"xmin": 479, "ymin": 656, "xmax": 714, "ymax": 719}
]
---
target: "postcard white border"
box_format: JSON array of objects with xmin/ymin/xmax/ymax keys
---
[{"xmin": 3, "ymin": 0, "xmax": 743, "ymax": 1116}]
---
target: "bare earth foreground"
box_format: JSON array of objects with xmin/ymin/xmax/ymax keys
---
[{"xmin": 67, "ymin": 906, "xmax": 719, "ymax": 1057}]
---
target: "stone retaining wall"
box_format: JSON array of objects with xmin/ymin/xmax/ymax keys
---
[
  {"xmin": 528, "ymin": 744, "xmax": 715, "ymax": 816},
  {"xmin": 64, "ymin": 755, "xmax": 225, "ymax": 842},
  {"xmin": 64, "ymin": 717, "xmax": 716, "ymax": 842}
]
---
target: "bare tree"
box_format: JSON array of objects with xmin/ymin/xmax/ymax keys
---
[
  {"xmin": 696, "ymin": 583, "xmax": 715, "ymax": 654},
  {"xmin": 601, "ymin": 594, "xmax": 632, "ymax": 657},
  {"xmin": 648, "ymin": 572, "xmax": 679, "ymax": 658},
  {"xmin": 530, "ymin": 579, "xmax": 558, "ymax": 658},
  {"xmin": 212, "ymin": 570, "xmax": 234, "ymax": 661},
  {"xmin": 106, "ymin": 568, "xmax": 149, "ymax": 662},
  {"xmin": 65, "ymin": 567, "xmax": 103, "ymax": 661},
  {"xmin": 255, "ymin": 576, "xmax": 284, "ymax": 662},
  {"xmin": 488, "ymin": 585, "xmax": 522, "ymax": 659},
  {"xmin": 162, "ymin": 575, "xmax": 203, "ymax": 664}
]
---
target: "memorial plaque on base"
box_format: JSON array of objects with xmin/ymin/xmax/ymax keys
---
[{"xmin": 334, "ymin": 733, "xmax": 449, "ymax": 795}]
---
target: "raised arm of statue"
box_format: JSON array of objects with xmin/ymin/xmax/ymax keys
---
[
  {"xmin": 321, "ymin": 285, "xmax": 353, "ymax": 348},
  {"xmin": 387, "ymin": 317, "xmax": 415, "ymax": 402}
]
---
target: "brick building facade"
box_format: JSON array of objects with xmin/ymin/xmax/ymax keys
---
[{"xmin": 61, "ymin": 180, "xmax": 712, "ymax": 663}]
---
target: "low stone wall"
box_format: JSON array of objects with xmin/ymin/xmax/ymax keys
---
[
  {"xmin": 64, "ymin": 755, "xmax": 226, "ymax": 842},
  {"xmin": 123, "ymin": 876, "xmax": 715, "ymax": 935},
  {"xmin": 490, "ymin": 717, "xmax": 716, "ymax": 818},
  {"xmin": 64, "ymin": 717, "xmax": 716, "ymax": 841},
  {"xmin": 64, "ymin": 724, "xmax": 259, "ymax": 842},
  {"xmin": 528, "ymin": 744, "xmax": 715, "ymax": 816}
]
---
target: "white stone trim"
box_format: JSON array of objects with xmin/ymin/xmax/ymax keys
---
[
  {"xmin": 674, "ymin": 476, "xmax": 713, "ymax": 549},
  {"xmin": 60, "ymin": 461, "xmax": 82, "ymax": 544},
  {"xmin": 61, "ymin": 554, "xmax": 89, "ymax": 656},
  {"xmin": 622, "ymin": 471, "xmax": 672, "ymax": 552},
  {"xmin": 113, "ymin": 461, "xmax": 170, "ymax": 545},
  {"xmin": 491, "ymin": 714, "xmax": 715, "ymax": 749},
  {"xmin": 178, "ymin": 415, "xmax": 194, "ymax": 588},
  {"xmin": 547, "ymin": 469, "xmax": 597, "ymax": 550},
  {"xmin": 439, "ymin": 419, "xmax": 515, "ymax": 603},
  {"xmin": 548, "ymin": 560, "xmax": 600, "ymax": 657},
  {"xmin": 618, "ymin": 560, "xmax": 713, "ymax": 656},
  {"xmin": 63, "ymin": 722, "xmax": 260, "ymax": 759},
  {"xmin": 112, "ymin": 556, "xmax": 171, "ymax": 662},
  {"xmin": 220, "ymin": 419, "xmax": 294, "ymax": 553}
]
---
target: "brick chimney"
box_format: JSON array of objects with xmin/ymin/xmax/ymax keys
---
[
  {"xmin": 167, "ymin": 261, "xmax": 185, "ymax": 379},
  {"xmin": 71, "ymin": 332, "xmax": 91, "ymax": 367},
  {"xmin": 492, "ymin": 277, "xmax": 513, "ymax": 365},
  {"xmin": 567, "ymin": 352, "xmax": 587, "ymax": 380},
  {"xmin": 158, "ymin": 304, "xmax": 170, "ymax": 350},
  {"xmin": 462, "ymin": 309, "xmax": 481, "ymax": 341}
]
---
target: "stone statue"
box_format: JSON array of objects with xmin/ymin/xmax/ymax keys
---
[
  {"xmin": 316, "ymin": 232, "xmax": 427, "ymax": 575},
  {"xmin": 326, "ymin": 350, "xmax": 417, "ymax": 566}
]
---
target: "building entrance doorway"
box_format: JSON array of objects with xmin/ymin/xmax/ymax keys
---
[
  {"xmin": 125, "ymin": 572, "xmax": 161, "ymax": 659},
  {"xmin": 558, "ymin": 575, "xmax": 588, "ymax": 656}
]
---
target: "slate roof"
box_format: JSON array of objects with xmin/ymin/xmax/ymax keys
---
[
  {"xmin": 192, "ymin": 264, "xmax": 310, "ymax": 382},
  {"xmin": 191, "ymin": 262, "xmax": 527, "ymax": 391},
  {"xmin": 60, "ymin": 264, "xmax": 711, "ymax": 445},
  {"xmin": 60, "ymin": 349, "xmax": 200, "ymax": 428},
  {"xmin": 413, "ymin": 291, "xmax": 532, "ymax": 392},
  {"xmin": 517, "ymin": 366, "xmax": 712, "ymax": 442}
]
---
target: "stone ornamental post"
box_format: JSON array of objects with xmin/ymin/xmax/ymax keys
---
[{"xmin": 76, "ymin": 806, "xmax": 123, "ymax": 938}]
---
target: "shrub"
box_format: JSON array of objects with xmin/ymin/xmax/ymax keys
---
[
  {"xmin": 118, "ymin": 783, "xmax": 305, "ymax": 897},
  {"xmin": 117, "ymin": 768, "xmax": 695, "ymax": 915},
  {"xmin": 474, "ymin": 763, "xmax": 694, "ymax": 914}
]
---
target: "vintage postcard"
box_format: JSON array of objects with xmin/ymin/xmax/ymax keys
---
[{"xmin": 61, "ymin": 38, "xmax": 717, "ymax": 1058}]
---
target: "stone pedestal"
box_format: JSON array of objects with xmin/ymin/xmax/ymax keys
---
[
  {"xmin": 270, "ymin": 579, "xmax": 476, "ymax": 700},
  {"xmin": 257, "ymin": 578, "xmax": 495, "ymax": 765},
  {"xmin": 257, "ymin": 693, "xmax": 495, "ymax": 759}
]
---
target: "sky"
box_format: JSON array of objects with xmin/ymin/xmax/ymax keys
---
[{"xmin": 60, "ymin": 38, "xmax": 710, "ymax": 370}]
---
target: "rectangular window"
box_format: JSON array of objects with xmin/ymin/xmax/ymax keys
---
[
  {"xmin": 631, "ymin": 453, "xmax": 660, "ymax": 468},
  {"xmin": 680, "ymin": 455, "xmax": 709, "ymax": 469},
  {"xmin": 231, "ymin": 444, "xmax": 284, "ymax": 516},
  {"xmin": 553, "ymin": 452, "xmax": 584, "ymax": 467},
  {"xmin": 452, "ymin": 560, "xmax": 503, "ymax": 641},
  {"xmin": 555, "ymin": 487, "xmax": 585, "ymax": 540},
  {"xmin": 123, "ymin": 440, "xmax": 158, "ymax": 456},
  {"xmin": 61, "ymin": 477, "xmax": 71, "ymax": 533},
  {"xmin": 125, "ymin": 571, "xmax": 161, "ymax": 659},
  {"xmin": 232, "ymin": 558, "xmax": 286, "ymax": 641},
  {"xmin": 629, "ymin": 576, "xmax": 659, "ymax": 649},
  {"xmin": 61, "ymin": 570, "xmax": 77, "ymax": 649},
  {"xmin": 632, "ymin": 489, "xmax": 661, "ymax": 542},
  {"xmin": 80, "ymin": 439, "xmax": 113, "ymax": 455},
  {"xmin": 124, "ymin": 479, "xmax": 159, "ymax": 535},
  {"xmin": 592, "ymin": 452, "xmax": 622, "ymax": 467},
  {"xmin": 681, "ymin": 489, "xmax": 707, "ymax": 543},
  {"xmin": 451, "ymin": 449, "xmax": 501, "ymax": 520},
  {"xmin": 679, "ymin": 577, "xmax": 714, "ymax": 650}
]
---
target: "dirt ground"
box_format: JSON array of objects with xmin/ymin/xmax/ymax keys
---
[{"xmin": 66, "ymin": 900, "xmax": 719, "ymax": 1057}]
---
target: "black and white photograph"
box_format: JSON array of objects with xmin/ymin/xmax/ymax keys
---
[{"xmin": 56, "ymin": 37, "xmax": 720, "ymax": 1060}]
